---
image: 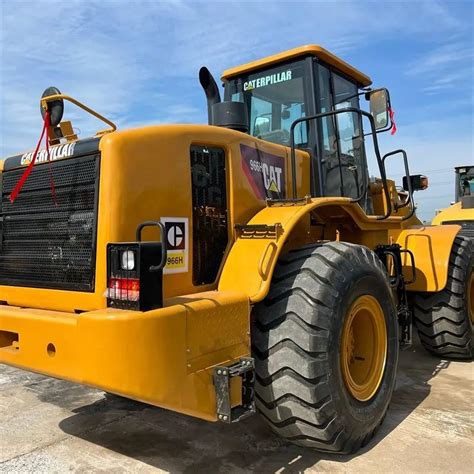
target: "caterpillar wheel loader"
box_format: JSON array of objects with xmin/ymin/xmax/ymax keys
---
[
  {"xmin": 432, "ymin": 165, "xmax": 474, "ymax": 236},
  {"xmin": 412, "ymin": 166, "xmax": 474, "ymax": 359},
  {"xmin": 0, "ymin": 45, "xmax": 472, "ymax": 454}
]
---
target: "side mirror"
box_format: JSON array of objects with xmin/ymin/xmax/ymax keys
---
[
  {"xmin": 41, "ymin": 86, "xmax": 64, "ymax": 127},
  {"xmin": 369, "ymin": 89, "xmax": 390, "ymax": 130},
  {"xmin": 403, "ymin": 174, "xmax": 429, "ymax": 192}
]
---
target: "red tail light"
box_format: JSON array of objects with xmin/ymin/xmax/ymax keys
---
[{"xmin": 107, "ymin": 277, "xmax": 140, "ymax": 302}]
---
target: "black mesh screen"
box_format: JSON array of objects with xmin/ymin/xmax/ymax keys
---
[
  {"xmin": 190, "ymin": 146, "xmax": 228, "ymax": 285},
  {"xmin": 0, "ymin": 154, "xmax": 100, "ymax": 291}
]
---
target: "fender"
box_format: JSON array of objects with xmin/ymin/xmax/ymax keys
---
[
  {"xmin": 219, "ymin": 197, "xmax": 404, "ymax": 303},
  {"xmin": 391, "ymin": 224, "xmax": 461, "ymax": 292},
  {"xmin": 431, "ymin": 202, "xmax": 474, "ymax": 225}
]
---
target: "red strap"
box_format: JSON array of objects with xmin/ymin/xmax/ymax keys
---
[
  {"xmin": 45, "ymin": 122, "xmax": 58, "ymax": 206},
  {"xmin": 9, "ymin": 110, "xmax": 57, "ymax": 205},
  {"xmin": 388, "ymin": 107, "xmax": 397, "ymax": 135}
]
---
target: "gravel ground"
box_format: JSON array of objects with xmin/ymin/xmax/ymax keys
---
[{"xmin": 1, "ymin": 337, "xmax": 473, "ymax": 473}]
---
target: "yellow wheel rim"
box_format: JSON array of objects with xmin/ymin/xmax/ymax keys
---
[
  {"xmin": 341, "ymin": 295, "xmax": 387, "ymax": 402},
  {"xmin": 468, "ymin": 272, "xmax": 474, "ymax": 324}
]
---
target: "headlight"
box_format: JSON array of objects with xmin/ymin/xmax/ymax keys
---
[{"xmin": 121, "ymin": 250, "xmax": 136, "ymax": 270}]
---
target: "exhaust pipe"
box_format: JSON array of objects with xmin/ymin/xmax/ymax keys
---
[{"xmin": 199, "ymin": 66, "xmax": 221, "ymax": 125}]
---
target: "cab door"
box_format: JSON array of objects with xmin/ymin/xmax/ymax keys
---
[{"xmin": 315, "ymin": 64, "xmax": 369, "ymax": 203}]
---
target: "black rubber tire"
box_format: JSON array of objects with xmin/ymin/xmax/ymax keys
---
[
  {"xmin": 252, "ymin": 242, "xmax": 399, "ymax": 453},
  {"xmin": 413, "ymin": 236, "xmax": 473, "ymax": 359}
]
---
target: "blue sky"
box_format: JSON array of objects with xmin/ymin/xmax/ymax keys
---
[{"xmin": 1, "ymin": 0, "xmax": 472, "ymax": 221}]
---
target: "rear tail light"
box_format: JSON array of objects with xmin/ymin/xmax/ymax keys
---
[
  {"xmin": 106, "ymin": 221, "xmax": 167, "ymax": 311},
  {"xmin": 107, "ymin": 277, "xmax": 140, "ymax": 302}
]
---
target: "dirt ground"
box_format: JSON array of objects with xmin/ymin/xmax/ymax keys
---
[{"xmin": 1, "ymin": 336, "xmax": 473, "ymax": 473}]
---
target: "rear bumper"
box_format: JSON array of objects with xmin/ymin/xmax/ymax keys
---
[{"xmin": 0, "ymin": 291, "xmax": 250, "ymax": 421}]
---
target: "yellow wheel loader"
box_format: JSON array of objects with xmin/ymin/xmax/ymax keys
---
[
  {"xmin": 432, "ymin": 165, "xmax": 474, "ymax": 237},
  {"xmin": 0, "ymin": 45, "xmax": 472, "ymax": 453}
]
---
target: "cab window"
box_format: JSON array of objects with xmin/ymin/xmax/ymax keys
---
[
  {"xmin": 459, "ymin": 168, "xmax": 474, "ymax": 198},
  {"xmin": 226, "ymin": 60, "xmax": 308, "ymax": 146},
  {"xmin": 317, "ymin": 65, "xmax": 366, "ymax": 200}
]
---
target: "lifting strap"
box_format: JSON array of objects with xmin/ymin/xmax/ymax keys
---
[{"xmin": 10, "ymin": 110, "xmax": 57, "ymax": 205}]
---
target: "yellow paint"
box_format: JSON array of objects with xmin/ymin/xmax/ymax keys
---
[
  {"xmin": 341, "ymin": 295, "xmax": 387, "ymax": 402},
  {"xmin": 0, "ymin": 125, "xmax": 309, "ymax": 312},
  {"xmin": 391, "ymin": 225, "xmax": 461, "ymax": 292},
  {"xmin": 221, "ymin": 199, "xmax": 459, "ymax": 300},
  {"xmin": 432, "ymin": 201, "xmax": 474, "ymax": 225},
  {"xmin": 220, "ymin": 198, "xmax": 419, "ymax": 302},
  {"xmin": 41, "ymin": 93, "xmax": 116, "ymax": 136},
  {"xmin": 222, "ymin": 44, "xmax": 372, "ymax": 87},
  {"xmin": 0, "ymin": 290, "xmax": 249, "ymax": 420}
]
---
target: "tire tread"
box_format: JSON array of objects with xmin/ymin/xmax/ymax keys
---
[
  {"xmin": 413, "ymin": 236, "xmax": 473, "ymax": 359},
  {"xmin": 252, "ymin": 241, "xmax": 393, "ymax": 453}
]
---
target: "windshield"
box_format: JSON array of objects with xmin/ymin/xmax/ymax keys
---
[
  {"xmin": 458, "ymin": 167, "xmax": 474, "ymax": 199},
  {"xmin": 225, "ymin": 60, "xmax": 308, "ymax": 146}
]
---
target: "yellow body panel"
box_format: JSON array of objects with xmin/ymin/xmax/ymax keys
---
[
  {"xmin": 0, "ymin": 290, "xmax": 249, "ymax": 420},
  {"xmin": 221, "ymin": 44, "xmax": 372, "ymax": 87},
  {"xmin": 0, "ymin": 125, "xmax": 309, "ymax": 313},
  {"xmin": 391, "ymin": 225, "xmax": 461, "ymax": 292},
  {"xmin": 220, "ymin": 198, "xmax": 401, "ymax": 302},
  {"xmin": 432, "ymin": 202, "xmax": 474, "ymax": 225},
  {"xmin": 220, "ymin": 197, "xmax": 456, "ymax": 302}
]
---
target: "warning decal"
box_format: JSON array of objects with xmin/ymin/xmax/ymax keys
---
[
  {"xmin": 240, "ymin": 144, "xmax": 286, "ymax": 200},
  {"xmin": 161, "ymin": 217, "xmax": 189, "ymax": 274}
]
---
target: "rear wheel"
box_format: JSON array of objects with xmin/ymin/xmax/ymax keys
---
[
  {"xmin": 413, "ymin": 236, "xmax": 473, "ymax": 359},
  {"xmin": 252, "ymin": 242, "xmax": 399, "ymax": 453}
]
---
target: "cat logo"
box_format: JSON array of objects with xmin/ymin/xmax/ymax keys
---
[
  {"xmin": 160, "ymin": 217, "xmax": 189, "ymax": 274},
  {"xmin": 240, "ymin": 144, "xmax": 286, "ymax": 199},
  {"xmin": 262, "ymin": 164, "xmax": 283, "ymax": 193}
]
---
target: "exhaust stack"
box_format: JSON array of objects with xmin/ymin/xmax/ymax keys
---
[
  {"xmin": 199, "ymin": 67, "xmax": 221, "ymax": 125},
  {"xmin": 199, "ymin": 66, "xmax": 249, "ymax": 133}
]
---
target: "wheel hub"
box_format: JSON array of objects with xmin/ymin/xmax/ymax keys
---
[{"xmin": 341, "ymin": 295, "xmax": 387, "ymax": 402}]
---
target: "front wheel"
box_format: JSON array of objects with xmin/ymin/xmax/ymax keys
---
[
  {"xmin": 252, "ymin": 242, "xmax": 399, "ymax": 453},
  {"xmin": 413, "ymin": 236, "xmax": 473, "ymax": 359}
]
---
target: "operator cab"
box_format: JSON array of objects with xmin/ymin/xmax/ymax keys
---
[
  {"xmin": 221, "ymin": 45, "xmax": 389, "ymax": 205},
  {"xmin": 456, "ymin": 166, "xmax": 474, "ymax": 201}
]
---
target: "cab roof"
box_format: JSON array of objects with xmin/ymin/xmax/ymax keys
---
[{"xmin": 221, "ymin": 44, "xmax": 372, "ymax": 87}]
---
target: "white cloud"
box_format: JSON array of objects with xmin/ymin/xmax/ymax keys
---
[
  {"xmin": 407, "ymin": 42, "xmax": 473, "ymax": 76},
  {"xmin": 0, "ymin": 0, "xmax": 472, "ymax": 223}
]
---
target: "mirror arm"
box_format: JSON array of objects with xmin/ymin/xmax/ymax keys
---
[
  {"xmin": 333, "ymin": 90, "xmax": 369, "ymax": 107},
  {"xmin": 363, "ymin": 121, "xmax": 393, "ymax": 137}
]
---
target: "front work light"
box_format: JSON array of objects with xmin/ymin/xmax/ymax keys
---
[{"xmin": 403, "ymin": 174, "xmax": 429, "ymax": 192}]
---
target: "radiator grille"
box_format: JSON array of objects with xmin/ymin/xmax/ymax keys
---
[
  {"xmin": 190, "ymin": 145, "xmax": 228, "ymax": 285},
  {"xmin": 0, "ymin": 154, "xmax": 100, "ymax": 291}
]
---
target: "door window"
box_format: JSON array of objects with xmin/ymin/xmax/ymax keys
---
[{"xmin": 317, "ymin": 66, "xmax": 366, "ymax": 199}]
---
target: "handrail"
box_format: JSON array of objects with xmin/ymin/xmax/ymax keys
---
[
  {"xmin": 289, "ymin": 107, "xmax": 392, "ymax": 220},
  {"xmin": 136, "ymin": 221, "xmax": 168, "ymax": 272},
  {"xmin": 40, "ymin": 94, "xmax": 117, "ymax": 135},
  {"xmin": 382, "ymin": 149, "xmax": 416, "ymax": 221}
]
